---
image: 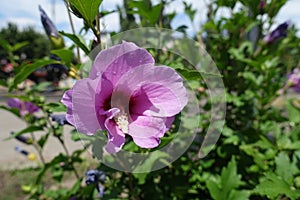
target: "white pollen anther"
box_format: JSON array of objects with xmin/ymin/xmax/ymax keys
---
[{"xmin": 115, "ymin": 114, "xmax": 129, "ymax": 133}]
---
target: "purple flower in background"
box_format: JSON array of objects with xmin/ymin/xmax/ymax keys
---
[
  {"xmin": 39, "ymin": 5, "xmax": 59, "ymax": 38},
  {"xmin": 7, "ymin": 98, "xmax": 39, "ymax": 116},
  {"xmin": 50, "ymin": 114, "xmax": 71, "ymax": 126},
  {"xmin": 39, "ymin": 5, "xmax": 64, "ymax": 49},
  {"xmin": 61, "ymin": 41, "xmax": 187, "ymax": 153},
  {"xmin": 85, "ymin": 170, "xmax": 106, "ymax": 198},
  {"xmin": 263, "ymin": 21, "xmax": 290, "ymax": 44},
  {"xmin": 287, "ymin": 68, "xmax": 300, "ymax": 92},
  {"xmin": 258, "ymin": 0, "xmax": 266, "ymax": 11}
]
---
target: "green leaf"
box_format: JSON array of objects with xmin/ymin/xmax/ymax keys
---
[
  {"xmin": 38, "ymin": 132, "xmax": 50, "ymax": 149},
  {"xmin": 151, "ymin": 133, "xmax": 177, "ymax": 151},
  {"xmin": 226, "ymin": 92, "xmax": 244, "ymax": 107},
  {"xmin": 228, "ymin": 42, "xmax": 259, "ymax": 67},
  {"xmin": 132, "ymin": 151, "xmax": 169, "ymax": 174},
  {"xmin": 36, "ymin": 153, "xmax": 68, "ymax": 183},
  {"xmin": 254, "ymin": 173, "xmax": 300, "ymax": 199},
  {"xmin": 30, "ymin": 82, "xmax": 52, "ymax": 92},
  {"xmin": 60, "ymin": 31, "xmax": 90, "ymax": 55},
  {"xmin": 207, "ymin": 177, "xmax": 222, "ymax": 200},
  {"xmin": 286, "ymin": 141, "xmax": 300, "ymax": 150},
  {"xmin": 220, "ymin": 157, "xmax": 243, "ymax": 196},
  {"xmin": 6, "ymin": 126, "xmax": 44, "ymax": 140},
  {"xmin": 128, "ymin": 1, "xmax": 162, "ymax": 25},
  {"xmin": 0, "ymin": 105, "xmax": 21, "ymax": 117},
  {"xmin": 207, "ymin": 157, "xmax": 247, "ymax": 200},
  {"xmin": 275, "ymin": 152, "xmax": 293, "ymax": 184},
  {"xmin": 0, "ymin": 79, "xmax": 8, "ymax": 87},
  {"xmin": 148, "ymin": 3, "xmax": 163, "ymax": 24},
  {"xmin": 228, "ymin": 190, "xmax": 250, "ymax": 200},
  {"xmin": 242, "ymin": 72, "xmax": 263, "ymax": 86},
  {"xmin": 45, "ymin": 102, "xmax": 66, "ymax": 112},
  {"xmin": 286, "ymin": 99, "xmax": 300, "ymax": 123},
  {"xmin": 240, "ymin": 144, "xmax": 268, "ymax": 170},
  {"xmin": 11, "ymin": 41, "xmax": 29, "ymax": 52},
  {"xmin": 51, "ymin": 49, "xmax": 73, "ymax": 67},
  {"xmin": 176, "ymin": 25, "xmax": 188, "ymax": 33},
  {"xmin": 264, "ymin": 57, "xmax": 279, "ymax": 69},
  {"xmin": 0, "ymin": 37, "xmax": 11, "ymax": 52},
  {"xmin": 69, "ymin": 179, "xmax": 82, "ymax": 196},
  {"xmin": 176, "ymin": 68, "xmax": 202, "ymax": 80},
  {"xmin": 70, "ymin": 130, "xmax": 94, "ymax": 142},
  {"xmin": 245, "ymin": 21, "xmax": 259, "ymax": 34},
  {"xmin": 51, "ymin": 163, "xmax": 64, "ymax": 182},
  {"xmin": 100, "ymin": 10, "xmax": 116, "ymax": 17},
  {"xmin": 183, "ymin": 1, "xmax": 197, "ymax": 22},
  {"xmin": 9, "ymin": 59, "xmax": 58, "ymax": 91},
  {"xmin": 69, "ymin": 0, "xmax": 103, "ymax": 26}
]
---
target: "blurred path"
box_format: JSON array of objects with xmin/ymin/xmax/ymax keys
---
[{"xmin": 0, "ymin": 88, "xmax": 87, "ymax": 170}]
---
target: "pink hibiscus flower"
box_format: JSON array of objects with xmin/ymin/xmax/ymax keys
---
[{"xmin": 61, "ymin": 41, "xmax": 187, "ymax": 153}]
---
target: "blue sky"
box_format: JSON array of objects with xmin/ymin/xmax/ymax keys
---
[{"xmin": 0, "ymin": 0, "xmax": 299, "ymax": 39}]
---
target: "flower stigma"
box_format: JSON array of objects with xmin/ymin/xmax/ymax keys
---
[
  {"xmin": 114, "ymin": 112, "xmax": 129, "ymax": 133},
  {"xmin": 110, "ymin": 90, "xmax": 131, "ymax": 133}
]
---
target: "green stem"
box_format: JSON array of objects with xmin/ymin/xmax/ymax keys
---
[
  {"xmin": 65, "ymin": 0, "xmax": 81, "ymax": 63},
  {"xmin": 25, "ymin": 117, "xmax": 46, "ymax": 165},
  {"xmin": 30, "ymin": 132, "xmax": 46, "ymax": 165},
  {"xmin": 58, "ymin": 136, "xmax": 80, "ymax": 179},
  {"xmin": 155, "ymin": 0, "xmax": 165, "ymax": 63},
  {"xmin": 44, "ymin": 111, "xmax": 80, "ymax": 179},
  {"xmin": 128, "ymin": 173, "xmax": 137, "ymax": 200},
  {"xmin": 95, "ymin": 12, "xmax": 102, "ymax": 50}
]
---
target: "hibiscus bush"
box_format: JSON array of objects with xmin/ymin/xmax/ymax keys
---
[{"xmin": 1, "ymin": 0, "xmax": 300, "ymax": 199}]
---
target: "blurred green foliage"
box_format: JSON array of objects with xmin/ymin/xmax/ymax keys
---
[{"xmin": 0, "ymin": 23, "xmax": 50, "ymax": 60}]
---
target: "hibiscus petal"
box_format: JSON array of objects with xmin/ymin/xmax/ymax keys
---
[
  {"xmin": 115, "ymin": 65, "xmax": 187, "ymax": 117},
  {"xmin": 165, "ymin": 116, "xmax": 175, "ymax": 131},
  {"xmin": 89, "ymin": 41, "xmax": 154, "ymax": 86},
  {"xmin": 61, "ymin": 89, "xmax": 75, "ymax": 125},
  {"xmin": 72, "ymin": 78, "xmax": 101, "ymax": 135},
  {"xmin": 95, "ymin": 77, "xmax": 114, "ymax": 129},
  {"xmin": 103, "ymin": 108, "xmax": 125, "ymax": 154},
  {"xmin": 131, "ymin": 137, "xmax": 160, "ymax": 149},
  {"xmin": 128, "ymin": 115, "xmax": 168, "ymax": 148}
]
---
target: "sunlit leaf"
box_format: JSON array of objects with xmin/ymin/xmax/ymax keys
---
[
  {"xmin": 69, "ymin": 0, "xmax": 103, "ymax": 26},
  {"xmin": 286, "ymin": 99, "xmax": 300, "ymax": 123},
  {"xmin": 128, "ymin": 1, "xmax": 162, "ymax": 25},
  {"xmin": 60, "ymin": 31, "xmax": 90, "ymax": 55},
  {"xmin": 206, "ymin": 157, "xmax": 249, "ymax": 200},
  {"xmin": 275, "ymin": 152, "xmax": 293, "ymax": 184},
  {"xmin": 51, "ymin": 48, "xmax": 73, "ymax": 67},
  {"xmin": 254, "ymin": 173, "xmax": 300, "ymax": 199}
]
